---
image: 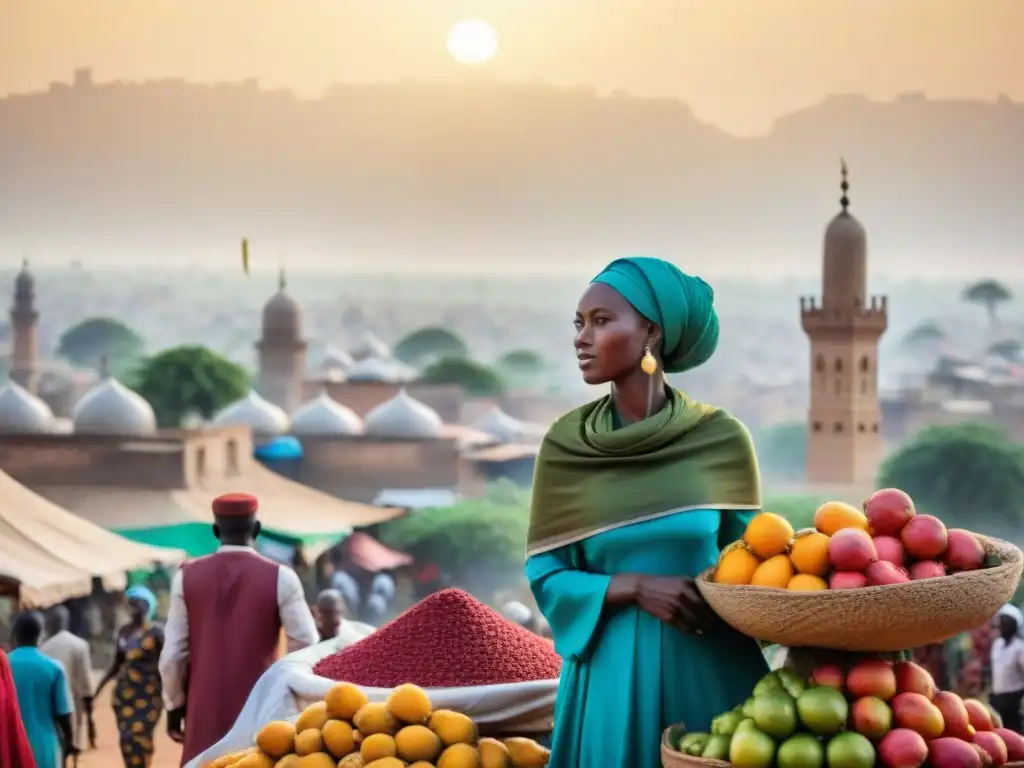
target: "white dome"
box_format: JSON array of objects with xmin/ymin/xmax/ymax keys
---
[
  {"xmin": 319, "ymin": 346, "xmax": 353, "ymax": 373},
  {"xmin": 347, "ymin": 356, "xmax": 416, "ymax": 383},
  {"xmin": 475, "ymin": 406, "xmax": 523, "ymax": 443},
  {"xmin": 0, "ymin": 380, "xmax": 55, "ymax": 434},
  {"xmin": 364, "ymin": 388, "xmax": 442, "ymax": 439},
  {"xmin": 350, "ymin": 332, "xmax": 390, "ymax": 361},
  {"xmin": 291, "ymin": 391, "xmax": 363, "ymax": 437},
  {"xmin": 72, "ymin": 377, "xmax": 157, "ymax": 435},
  {"xmin": 213, "ymin": 390, "xmax": 289, "ymax": 436}
]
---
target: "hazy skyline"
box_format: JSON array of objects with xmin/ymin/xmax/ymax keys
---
[{"xmin": 2, "ymin": 0, "xmax": 1021, "ymax": 135}]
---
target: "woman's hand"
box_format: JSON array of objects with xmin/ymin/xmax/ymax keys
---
[{"xmin": 636, "ymin": 576, "xmax": 715, "ymax": 633}]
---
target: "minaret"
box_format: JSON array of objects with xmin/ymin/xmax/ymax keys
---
[
  {"xmin": 800, "ymin": 161, "xmax": 888, "ymax": 486},
  {"xmin": 256, "ymin": 268, "xmax": 307, "ymax": 412},
  {"xmin": 10, "ymin": 260, "xmax": 40, "ymax": 394}
]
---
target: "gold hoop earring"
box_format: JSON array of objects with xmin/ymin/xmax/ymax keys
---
[{"xmin": 640, "ymin": 345, "xmax": 658, "ymax": 375}]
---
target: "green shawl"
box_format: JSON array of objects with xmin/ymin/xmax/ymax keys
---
[{"xmin": 526, "ymin": 388, "xmax": 761, "ymax": 557}]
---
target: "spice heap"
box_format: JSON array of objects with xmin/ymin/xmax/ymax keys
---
[{"xmin": 313, "ymin": 588, "xmax": 562, "ymax": 688}]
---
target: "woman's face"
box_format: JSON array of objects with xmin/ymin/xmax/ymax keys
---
[
  {"xmin": 127, "ymin": 598, "xmax": 149, "ymax": 622},
  {"xmin": 574, "ymin": 282, "xmax": 651, "ymax": 385}
]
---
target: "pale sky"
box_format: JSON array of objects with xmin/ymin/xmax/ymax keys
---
[{"xmin": 1, "ymin": 0, "xmax": 1020, "ymax": 135}]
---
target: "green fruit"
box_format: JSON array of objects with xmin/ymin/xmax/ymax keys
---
[
  {"xmin": 777, "ymin": 733, "xmax": 825, "ymax": 768},
  {"xmin": 753, "ymin": 690, "xmax": 798, "ymax": 739},
  {"xmin": 702, "ymin": 734, "xmax": 731, "ymax": 760},
  {"xmin": 825, "ymin": 732, "xmax": 875, "ymax": 768},
  {"xmin": 712, "ymin": 711, "xmax": 743, "ymax": 737},
  {"xmin": 729, "ymin": 728, "xmax": 776, "ymax": 768},
  {"xmin": 796, "ymin": 686, "xmax": 849, "ymax": 736},
  {"xmin": 777, "ymin": 668, "xmax": 808, "ymax": 698},
  {"xmin": 686, "ymin": 734, "xmax": 709, "ymax": 756},
  {"xmin": 678, "ymin": 732, "xmax": 708, "ymax": 752},
  {"xmin": 735, "ymin": 718, "xmax": 758, "ymax": 734},
  {"xmin": 753, "ymin": 672, "xmax": 784, "ymax": 698},
  {"xmin": 742, "ymin": 697, "xmax": 757, "ymax": 718}
]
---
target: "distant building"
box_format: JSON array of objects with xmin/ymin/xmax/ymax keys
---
[
  {"xmin": 800, "ymin": 162, "xmax": 887, "ymax": 486},
  {"xmin": 9, "ymin": 260, "xmax": 40, "ymax": 393}
]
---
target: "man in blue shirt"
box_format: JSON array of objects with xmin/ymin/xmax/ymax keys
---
[{"xmin": 8, "ymin": 611, "xmax": 76, "ymax": 768}]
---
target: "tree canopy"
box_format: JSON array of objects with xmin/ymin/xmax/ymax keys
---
[
  {"xmin": 56, "ymin": 316, "xmax": 144, "ymax": 372},
  {"xmin": 877, "ymin": 422, "xmax": 1024, "ymax": 541},
  {"xmin": 495, "ymin": 348, "xmax": 547, "ymax": 389},
  {"xmin": 987, "ymin": 338, "xmax": 1023, "ymax": 361},
  {"xmin": 902, "ymin": 321, "xmax": 946, "ymax": 347},
  {"xmin": 377, "ymin": 482, "xmax": 530, "ymax": 601},
  {"xmin": 754, "ymin": 422, "xmax": 808, "ymax": 482},
  {"xmin": 419, "ymin": 356, "xmax": 506, "ymax": 397},
  {"xmin": 393, "ymin": 326, "xmax": 467, "ymax": 367},
  {"xmin": 132, "ymin": 345, "xmax": 250, "ymax": 428},
  {"xmin": 962, "ymin": 279, "xmax": 1013, "ymax": 326}
]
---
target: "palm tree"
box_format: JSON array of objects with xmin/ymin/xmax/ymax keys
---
[
  {"xmin": 987, "ymin": 338, "xmax": 1023, "ymax": 361},
  {"xmin": 901, "ymin": 321, "xmax": 946, "ymax": 348},
  {"xmin": 962, "ymin": 279, "xmax": 1013, "ymax": 327}
]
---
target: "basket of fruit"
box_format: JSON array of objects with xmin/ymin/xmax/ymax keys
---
[
  {"xmin": 661, "ymin": 723, "xmax": 730, "ymax": 767},
  {"xmin": 662, "ymin": 662, "xmax": 1024, "ymax": 768},
  {"xmin": 698, "ymin": 489, "xmax": 1023, "ymax": 652}
]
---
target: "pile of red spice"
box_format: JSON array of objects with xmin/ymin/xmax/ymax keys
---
[{"xmin": 312, "ymin": 588, "xmax": 562, "ymax": 687}]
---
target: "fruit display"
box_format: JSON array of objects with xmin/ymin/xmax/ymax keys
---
[
  {"xmin": 201, "ymin": 681, "xmax": 551, "ymax": 767},
  {"xmin": 665, "ymin": 660, "xmax": 1024, "ymax": 767},
  {"xmin": 713, "ymin": 489, "xmax": 1000, "ymax": 590}
]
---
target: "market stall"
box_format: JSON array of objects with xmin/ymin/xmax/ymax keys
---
[
  {"xmin": 189, "ymin": 589, "xmax": 558, "ymax": 767},
  {"xmin": 0, "ymin": 468, "xmax": 186, "ymax": 608}
]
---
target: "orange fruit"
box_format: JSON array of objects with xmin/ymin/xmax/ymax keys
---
[
  {"xmin": 743, "ymin": 512, "xmax": 795, "ymax": 558},
  {"xmin": 714, "ymin": 542, "xmax": 761, "ymax": 585},
  {"xmin": 788, "ymin": 529, "xmax": 831, "ymax": 576},
  {"xmin": 813, "ymin": 501, "xmax": 868, "ymax": 536},
  {"xmin": 786, "ymin": 573, "xmax": 829, "ymax": 591},
  {"xmin": 750, "ymin": 554, "xmax": 794, "ymax": 588}
]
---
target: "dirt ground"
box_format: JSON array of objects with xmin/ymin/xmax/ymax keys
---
[{"xmin": 78, "ymin": 686, "xmax": 182, "ymax": 768}]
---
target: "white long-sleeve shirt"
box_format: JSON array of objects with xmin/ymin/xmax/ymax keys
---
[{"xmin": 158, "ymin": 545, "xmax": 319, "ymax": 711}]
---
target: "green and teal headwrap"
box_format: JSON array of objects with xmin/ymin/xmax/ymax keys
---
[
  {"xmin": 125, "ymin": 585, "xmax": 157, "ymax": 620},
  {"xmin": 591, "ymin": 256, "xmax": 719, "ymax": 373}
]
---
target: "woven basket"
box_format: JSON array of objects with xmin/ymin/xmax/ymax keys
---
[
  {"xmin": 698, "ymin": 534, "xmax": 1022, "ymax": 652},
  {"xmin": 660, "ymin": 726, "xmax": 730, "ymax": 768}
]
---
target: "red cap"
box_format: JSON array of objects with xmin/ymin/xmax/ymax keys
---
[{"xmin": 212, "ymin": 493, "xmax": 259, "ymax": 517}]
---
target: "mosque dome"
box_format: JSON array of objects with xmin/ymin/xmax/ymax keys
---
[
  {"xmin": 821, "ymin": 160, "xmax": 867, "ymax": 307},
  {"xmin": 350, "ymin": 332, "xmax": 390, "ymax": 362},
  {"xmin": 213, "ymin": 390, "xmax": 289, "ymax": 436},
  {"xmin": 72, "ymin": 377, "xmax": 157, "ymax": 435},
  {"xmin": 260, "ymin": 269, "xmax": 303, "ymax": 340},
  {"xmin": 319, "ymin": 346, "xmax": 354, "ymax": 373},
  {"xmin": 0, "ymin": 379, "xmax": 55, "ymax": 434},
  {"xmin": 364, "ymin": 388, "xmax": 442, "ymax": 439},
  {"xmin": 475, "ymin": 406, "xmax": 523, "ymax": 443},
  {"xmin": 347, "ymin": 356, "xmax": 416, "ymax": 383},
  {"xmin": 290, "ymin": 390, "xmax": 363, "ymax": 437}
]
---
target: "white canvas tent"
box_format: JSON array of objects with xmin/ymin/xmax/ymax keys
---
[{"xmin": 0, "ymin": 469, "xmax": 186, "ymax": 607}]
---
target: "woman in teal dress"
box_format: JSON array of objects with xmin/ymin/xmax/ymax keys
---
[
  {"xmin": 526, "ymin": 257, "xmax": 770, "ymax": 767},
  {"xmin": 95, "ymin": 586, "xmax": 165, "ymax": 767}
]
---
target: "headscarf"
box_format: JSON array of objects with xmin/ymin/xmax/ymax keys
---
[
  {"xmin": 0, "ymin": 649, "xmax": 37, "ymax": 768},
  {"xmin": 126, "ymin": 585, "xmax": 158, "ymax": 621},
  {"xmin": 997, "ymin": 603, "xmax": 1023, "ymax": 633},
  {"xmin": 591, "ymin": 256, "xmax": 719, "ymax": 373}
]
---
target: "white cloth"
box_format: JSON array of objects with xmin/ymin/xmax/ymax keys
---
[
  {"xmin": 159, "ymin": 546, "xmax": 320, "ymax": 711},
  {"xmin": 991, "ymin": 635, "xmax": 1024, "ymax": 694},
  {"xmin": 40, "ymin": 630, "xmax": 93, "ymax": 748},
  {"xmin": 187, "ymin": 622, "xmax": 559, "ymax": 768},
  {"xmin": 997, "ymin": 603, "xmax": 1023, "ymax": 627}
]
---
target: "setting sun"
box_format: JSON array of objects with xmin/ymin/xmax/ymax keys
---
[{"xmin": 446, "ymin": 19, "xmax": 498, "ymax": 66}]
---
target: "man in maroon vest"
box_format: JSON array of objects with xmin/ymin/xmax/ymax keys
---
[{"xmin": 158, "ymin": 492, "xmax": 318, "ymax": 765}]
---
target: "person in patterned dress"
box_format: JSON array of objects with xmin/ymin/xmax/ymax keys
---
[{"xmin": 95, "ymin": 586, "xmax": 164, "ymax": 767}]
